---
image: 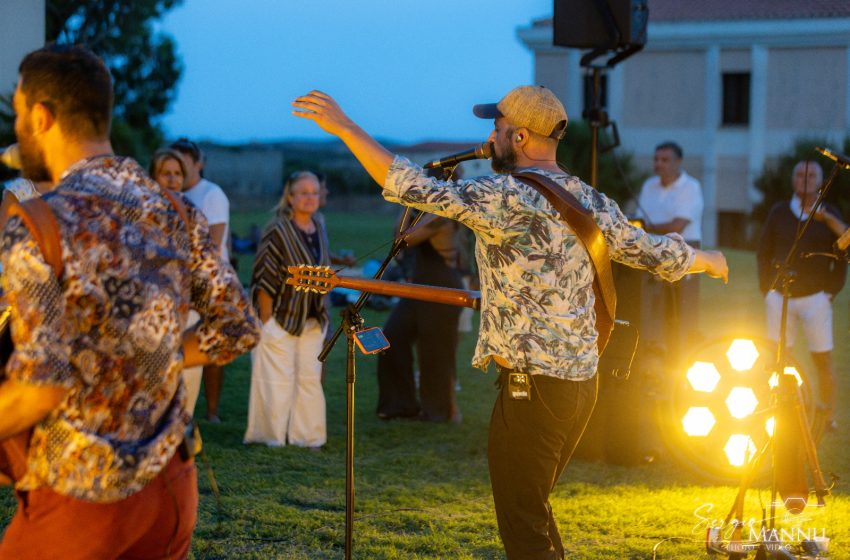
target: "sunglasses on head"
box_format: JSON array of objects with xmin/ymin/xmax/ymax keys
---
[{"xmin": 170, "ymin": 137, "xmax": 201, "ymax": 161}]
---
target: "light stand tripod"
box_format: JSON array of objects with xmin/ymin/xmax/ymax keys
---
[{"xmin": 709, "ymin": 151, "xmax": 848, "ymax": 559}]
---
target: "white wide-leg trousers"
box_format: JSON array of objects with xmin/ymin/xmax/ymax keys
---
[{"xmin": 244, "ymin": 318, "xmax": 326, "ymax": 447}]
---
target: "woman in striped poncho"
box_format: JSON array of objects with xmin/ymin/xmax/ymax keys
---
[{"xmin": 244, "ymin": 171, "xmax": 330, "ymax": 448}]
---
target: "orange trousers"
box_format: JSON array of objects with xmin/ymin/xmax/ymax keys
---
[{"xmin": 0, "ymin": 433, "xmax": 197, "ymax": 560}]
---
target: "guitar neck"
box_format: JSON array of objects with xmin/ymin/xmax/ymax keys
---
[{"xmin": 334, "ymin": 275, "xmax": 480, "ymax": 310}]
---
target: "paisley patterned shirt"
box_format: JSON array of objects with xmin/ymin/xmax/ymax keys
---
[
  {"xmin": 383, "ymin": 156, "xmax": 694, "ymax": 380},
  {"xmin": 0, "ymin": 156, "xmax": 260, "ymax": 502}
]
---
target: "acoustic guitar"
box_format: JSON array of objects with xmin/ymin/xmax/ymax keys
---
[{"xmin": 285, "ymin": 265, "xmax": 481, "ymax": 310}]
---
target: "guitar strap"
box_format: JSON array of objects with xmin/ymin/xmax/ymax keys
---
[
  {"xmin": 511, "ymin": 171, "xmax": 616, "ymax": 354},
  {"xmin": 0, "ymin": 191, "xmax": 64, "ymax": 484},
  {"xmin": 0, "ymin": 191, "xmax": 64, "ymax": 278}
]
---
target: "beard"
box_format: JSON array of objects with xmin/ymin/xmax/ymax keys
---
[
  {"xmin": 17, "ymin": 122, "xmax": 51, "ymax": 183},
  {"xmin": 490, "ymin": 137, "xmax": 518, "ymax": 173}
]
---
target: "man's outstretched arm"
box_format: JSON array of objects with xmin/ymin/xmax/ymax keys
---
[
  {"xmin": 292, "ymin": 90, "xmax": 394, "ymax": 187},
  {"xmin": 689, "ymin": 249, "xmax": 729, "ymax": 283}
]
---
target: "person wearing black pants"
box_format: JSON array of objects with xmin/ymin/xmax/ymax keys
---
[
  {"xmin": 488, "ymin": 371, "xmax": 598, "ymax": 558},
  {"xmin": 376, "ymin": 215, "xmax": 463, "ymax": 422},
  {"xmin": 292, "ymin": 84, "xmax": 728, "ymax": 559}
]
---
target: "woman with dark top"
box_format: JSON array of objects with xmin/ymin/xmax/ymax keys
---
[
  {"xmin": 244, "ymin": 171, "xmax": 330, "ymax": 448},
  {"xmin": 376, "ymin": 212, "xmax": 464, "ymax": 423}
]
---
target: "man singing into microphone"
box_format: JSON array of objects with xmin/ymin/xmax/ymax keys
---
[{"xmin": 293, "ymin": 86, "xmax": 728, "ymax": 559}]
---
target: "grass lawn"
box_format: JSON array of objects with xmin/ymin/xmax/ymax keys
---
[{"xmin": 2, "ymin": 208, "xmax": 848, "ymax": 559}]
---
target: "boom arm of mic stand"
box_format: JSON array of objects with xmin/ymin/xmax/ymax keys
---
[
  {"xmin": 318, "ymin": 215, "xmax": 423, "ymax": 363},
  {"xmin": 319, "ymin": 165, "xmax": 457, "ymax": 363}
]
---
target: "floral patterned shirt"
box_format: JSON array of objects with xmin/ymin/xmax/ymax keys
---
[
  {"xmin": 0, "ymin": 156, "xmax": 260, "ymax": 502},
  {"xmin": 383, "ymin": 156, "xmax": 695, "ymax": 380}
]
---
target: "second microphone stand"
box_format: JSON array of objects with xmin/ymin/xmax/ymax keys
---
[{"xmin": 716, "ymin": 154, "xmax": 843, "ymax": 559}]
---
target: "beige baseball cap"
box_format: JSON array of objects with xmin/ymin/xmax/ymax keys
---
[{"xmin": 473, "ymin": 85, "xmax": 568, "ymax": 140}]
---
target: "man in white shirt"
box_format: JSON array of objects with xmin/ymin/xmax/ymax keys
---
[
  {"xmin": 636, "ymin": 142, "xmax": 704, "ymax": 358},
  {"xmin": 172, "ymin": 138, "xmax": 231, "ymax": 423}
]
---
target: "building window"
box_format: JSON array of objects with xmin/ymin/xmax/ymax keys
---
[
  {"xmin": 722, "ymin": 72, "xmax": 750, "ymax": 126},
  {"xmin": 583, "ymin": 74, "xmax": 608, "ymax": 116}
]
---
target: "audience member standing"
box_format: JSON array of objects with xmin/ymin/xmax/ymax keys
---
[
  {"xmin": 757, "ymin": 160, "xmax": 846, "ymax": 431},
  {"xmin": 635, "ymin": 141, "xmax": 704, "ymax": 358},
  {"xmin": 149, "ymin": 148, "xmax": 204, "ymax": 416},
  {"xmin": 0, "ymin": 45, "xmax": 259, "ymax": 558},
  {"xmin": 244, "ymin": 171, "xmax": 330, "ymax": 448},
  {"xmin": 171, "ymin": 138, "xmax": 231, "ymax": 423},
  {"xmin": 376, "ymin": 212, "xmax": 464, "ymax": 423}
]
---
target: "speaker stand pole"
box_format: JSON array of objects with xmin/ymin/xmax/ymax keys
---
[{"xmin": 588, "ymin": 66, "xmax": 604, "ymax": 187}]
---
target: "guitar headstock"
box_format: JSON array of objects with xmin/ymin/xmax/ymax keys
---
[{"xmin": 286, "ymin": 265, "xmax": 338, "ymax": 294}]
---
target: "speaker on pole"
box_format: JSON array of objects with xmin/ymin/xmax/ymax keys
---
[{"xmin": 553, "ymin": 0, "xmax": 648, "ymax": 50}]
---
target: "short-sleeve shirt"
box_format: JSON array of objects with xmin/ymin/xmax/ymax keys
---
[
  {"xmin": 0, "ymin": 156, "xmax": 260, "ymax": 502},
  {"xmin": 183, "ymin": 178, "xmax": 231, "ymax": 263},
  {"xmin": 636, "ymin": 171, "xmax": 703, "ymax": 243},
  {"xmin": 383, "ymin": 156, "xmax": 694, "ymax": 381}
]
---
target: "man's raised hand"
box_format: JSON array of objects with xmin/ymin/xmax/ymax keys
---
[{"xmin": 292, "ymin": 90, "xmax": 355, "ymax": 138}]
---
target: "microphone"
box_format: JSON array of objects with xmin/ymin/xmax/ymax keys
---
[
  {"xmin": 1, "ymin": 144, "xmax": 21, "ymax": 170},
  {"xmin": 815, "ymin": 146, "xmax": 850, "ymax": 169},
  {"xmin": 423, "ymin": 142, "xmax": 492, "ymax": 169}
]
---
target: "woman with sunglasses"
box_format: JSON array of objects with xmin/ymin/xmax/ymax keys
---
[{"xmin": 244, "ymin": 171, "xmax": 330, "ymax": 448}]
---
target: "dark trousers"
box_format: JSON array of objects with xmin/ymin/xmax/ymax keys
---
[
  {"xmin": 376, "ymin": 296, "xmax": 461, "ymax": 420},
  {"xmin": 488, "ymin": 372, "xmax": 598, "ymax": 559},
  {"xmin": 376, "ymin": 244, "xmax": 462, "ymax": 421}
]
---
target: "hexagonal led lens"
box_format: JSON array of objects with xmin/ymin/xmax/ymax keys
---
[
  {"xmin": 726, "ymin": 339, "xmax": 759, "ymax": 371},
  {"xmin": 687, "ymin": 361, "xmax": 721, "ymax": 393},
  {"xmin": 726, "ymin": 387, "xmax": 758, "ymax": 419},
  {"xmin": 682, "ymin": 407, "xmax": 716, "ymax": 436},
  {"xmin": 724, "ymin": 434, "xmax": 757, "ymax": 467}
]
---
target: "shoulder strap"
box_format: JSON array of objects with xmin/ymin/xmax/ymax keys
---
[
  {"xmin": 159, "ymin": 188, "xmax": 190, "ymax": 226},
  {"xmin": 512, "ymin": 171, "xmax": 616, "ymax": 353},
  {"xmin": 0, "ymin": 191, "xmax": 64, "ymax": 278}
]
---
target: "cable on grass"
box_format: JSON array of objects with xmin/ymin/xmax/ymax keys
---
[{"xmin": 650, "ymin": 536, "xmax": 696, "ymax": 559}]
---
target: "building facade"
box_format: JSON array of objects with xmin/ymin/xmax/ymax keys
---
[
  {"xmin": 0, "ymin": 0, "xmax": 45, "ymax": 100},
  {"xmin": 518, "ymin": 1, "xmax": 850, "ymax": 246}
]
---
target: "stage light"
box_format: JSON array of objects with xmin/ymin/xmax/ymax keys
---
[
  {"xmin": 660, "ymin": 336, "xmax": 820, "ymax": 482},
  {"xmin": 725, "ymin": 387, "xmax": 758, "ymax": 419},
  {"xmin": 725, "ymin": 339, "xmax": 759, "ymax": 371},
  {"xmin": 686, "ymin": 361, "xmax": 720, "ymax": 393},
  {"xmin": 682, "ymin": 407, "xmax": 715, "ymax": 436},
  {"xmin": 724, "ymin": 434, "xmax": 757, "ymax": 467}
]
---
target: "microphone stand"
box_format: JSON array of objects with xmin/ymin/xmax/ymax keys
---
[
  {"xmin": 318, "ymin": 164, "xmax": 458, "ymax": 560},
  {"xmin": 717, "ymin": 156, "xmax": 842, "ymax": 559}
]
